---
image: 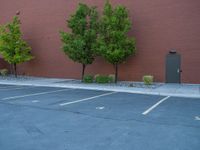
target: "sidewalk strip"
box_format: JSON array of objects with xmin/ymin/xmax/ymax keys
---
[
  {"xmin": 60, "ymin": 91, "xmax": 117, "ymax": 106},
  {"xmin": 142, "ymin": 96, "xmax": 170, "ymax": 115},
  {"xmin": 2, "ymin": 89, "xmax": 72, "ymax": 101}
]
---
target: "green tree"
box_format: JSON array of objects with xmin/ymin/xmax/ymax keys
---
[
  {"xmin": 0, "ymin": 16, "xmax": 33, "ymax": 77},
  {"xmin": 60, "ymin": 3, "xmax": 98, "ymax": 81},
  {"xmin": 95, "ymin": 1, "xmax": 136, "ymax": 83}
]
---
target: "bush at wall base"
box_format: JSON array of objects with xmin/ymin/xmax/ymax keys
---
[
  {"xmin": 83, "ymin": 75, "xmax": 94, "ymax": 83},
  {"xmin": 108, "ymin": 74, "xmax": 115, "ymax": 83},
  {"xmin": 0, "ymin": 69, "xmax": 8, "ymax": 76},
  {"xmin": 95, "ymin": 75, "xmax": 114, "ymax": 84},
  {"xmin": 143, "ymin": 75, "xmax": 154, "ymax": 85}
]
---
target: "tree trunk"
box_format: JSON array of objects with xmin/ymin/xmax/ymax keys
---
[
  {"xmin": 114, "ymin": 63, "xmax": 118, "ymax": 83},
  {"xmin": 81, "ymin": 64, "xmax": 86, "ymax": 82},
  {"xmin": 9, "ymin": 64, "xmax": 13, "ymax": 74},
  {"xmin": 14, "ymin": 63, "xmax": 17, "ymax": 78}
]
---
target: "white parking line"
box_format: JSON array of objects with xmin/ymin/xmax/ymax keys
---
[
  {"xmin": 96, "ymin": 106, "xmax": 105, "ymax": 110},
  {"xmin": 32, "ymin": 100, "xmax": 40, "ymax": 103},
  {"xmin": 60, "ymin": 92, "xmax": 117, "ymax": 106},
  {"xmin": 195, "ymin": 116, "xmax": 200, "ymax": 121},
  {"xmin": 0, "ymin": 86, "xmax": 32, "ymax": 91},
  {"xmin": 142, "ymin": 96, "xmax": 170, "ymax": 115},
  {"xmin": 0, "ymin": 86, "xmax": 16, "ymax": 89},
  {"xmin": 2, "ymin": 88, "xmax": 72, "ymax": 101}
]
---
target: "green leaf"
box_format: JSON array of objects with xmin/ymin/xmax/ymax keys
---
[
  {"xmin": 0, "ymin": 16, "xmax": 34, "ymax": 65},
  {"xmin": 95, "ymin": 0, "xmax": 136, "ymax": 65},
  {"xmin": 60, "ymin": 3, "xmax": 98, "ymax": 66}
]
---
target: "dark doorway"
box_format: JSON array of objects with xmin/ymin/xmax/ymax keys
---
[{"xmin": 166, "ymin": 51, "xmax": 181, "ymax": 83}]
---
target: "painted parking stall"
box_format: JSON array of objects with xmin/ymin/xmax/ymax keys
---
[
  {"xmin": 0, "ymin": 84, "xmax": 200, "ymax": 150},
  {"xmin": 142, "ymin": 96, "xmax": 171, "ymax": 115},
  {"xmin": 0, "ymin": 86, "xmax": 69, "ymax": 100},
  {"xmin": 4, "ymin": 89, "xmax": 109, "ymax": 107},
  {"xmin": 145, "ymin": 96, "xmax": 200, "ymax": 126},
  {"xmin": 2, "ymin": 86, "xmax": 165, "ymax": 120},
  {"xmin": 59, "ymin": 92, "xmax": 164, "ymax": 120}
]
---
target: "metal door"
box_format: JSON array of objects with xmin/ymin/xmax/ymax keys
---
[{"xmin": 166, "ymin": 51, "xmax": 181, "ymax": 83}]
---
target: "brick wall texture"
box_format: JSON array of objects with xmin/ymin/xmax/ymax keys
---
[{"xmin": 0, "ymin": 0, "xmax": 199, "ymax": 83}]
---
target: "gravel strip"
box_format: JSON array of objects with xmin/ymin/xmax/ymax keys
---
[
  {"xmin": 0, "ymin": 75, "xmax": 163, "ymax": 89},
  {"xmin": 55, "ymin": 79, "xmax": 163, "ymax": 89},
  {"xmin": 0, "ymin": 75, "xmax": 38, "ymax": 81}
]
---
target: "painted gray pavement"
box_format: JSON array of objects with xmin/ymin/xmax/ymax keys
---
[{"xmin": 0, "ymin": 85, "xmax": 200, "ymax": 150}]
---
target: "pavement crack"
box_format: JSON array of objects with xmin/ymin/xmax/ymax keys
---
[{"xmin": 22, "ymin": 124, "xmax": 44, "ymax": 137}]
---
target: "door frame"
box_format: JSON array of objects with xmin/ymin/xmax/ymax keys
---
[{"xmin": 165, "ymin": 51, "xmax": 182, "ymax": 83}]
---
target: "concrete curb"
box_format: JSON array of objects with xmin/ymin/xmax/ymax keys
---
[{"xmin": 0, "ymin": 81, "xmax": 199, "ymax": 98}]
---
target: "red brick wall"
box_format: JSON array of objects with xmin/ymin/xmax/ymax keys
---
[
  {"xmin": 0, "ymin": 58, "xmax": 7, "ymax": 69},
  {"xmin": 0, "ymin": 0, "xmax": 200, "ymax": 83}
]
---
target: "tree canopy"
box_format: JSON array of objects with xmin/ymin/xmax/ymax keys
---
[
  {"xmin": 0, "ymin": 16, "xmax": 33, "ymax": 77},
  {"xmin": 94, "ymin": 1, "xmax": 136, "ymax": 82},
  {"xmin": 60, "ymin": 3, "xmax": 98, "ymax": 80}
]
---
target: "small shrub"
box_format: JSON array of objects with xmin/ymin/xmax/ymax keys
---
[
  {"xmin": 94, "ymin": 74, "xmax": 100, "ymax": 81},
  {"xmin": 83, "ymin": 75, "xmax": 94, "ymax": 83},
  {"xmin": 108, "ymin": 74, "xmax": 115, "ymax": 83},
  {"xmin": 129, "ymin": 83, "xmax": 134, "ymax": 87},
  {"xmin": 0, "ymin": 69, "xmax": 9, "ymax": 76},
  {"xmin": 143, "ymin": 75, "xmax": 154, "ymax": 85},
  {"xmin": 95, "ymin": 75, "xmax": 110, "ymax": 84}
]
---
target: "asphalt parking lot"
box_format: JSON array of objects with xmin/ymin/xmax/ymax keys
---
[{"xmin": 0, "ymin": 84, "xmax": 200, "ymax": 150}]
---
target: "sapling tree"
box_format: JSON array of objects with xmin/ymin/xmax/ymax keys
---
[
  {"xmin": 95, "ymin": 1, "xmax": 136, "ymax": 83},
  {"xmin": 0, "ymin": 16, "xmax": 33, "ymax": 77},
  {"xmin": 60, "ymin": 3, "xmax": 98, "ymax": 81}
]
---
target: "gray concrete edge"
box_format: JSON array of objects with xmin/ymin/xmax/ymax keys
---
[{"xmin": 0, "ymin": 81, "xmax": 199, "ymax": 99}]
